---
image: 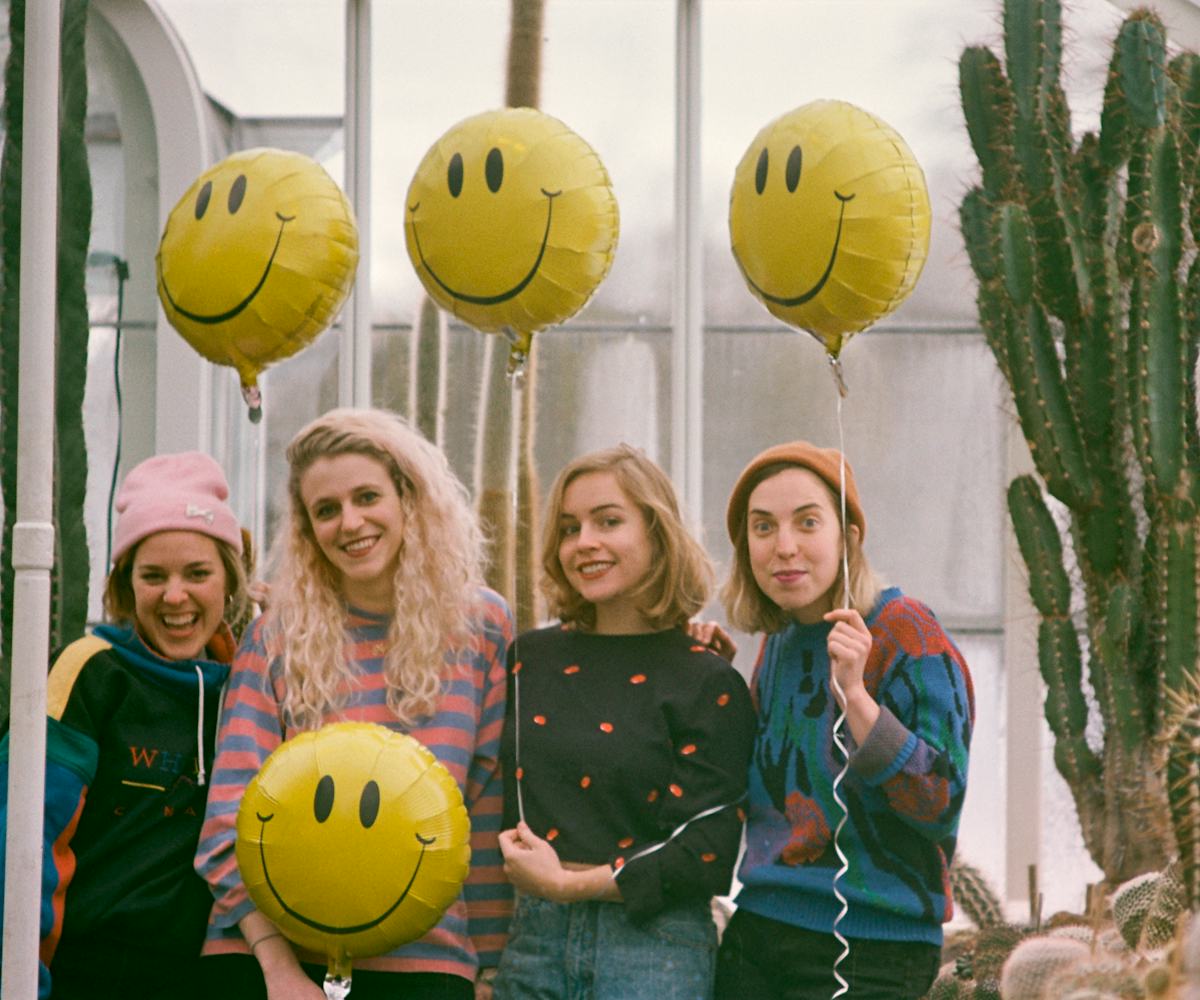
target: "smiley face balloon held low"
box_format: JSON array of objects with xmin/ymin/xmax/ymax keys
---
[
  {"xmin": 405, "ymin": 108, "xmax": 619, "ymax": 361},
  {"xmin": 235, "ymin": 722, "xmax": 470, "ymax": 972},
  {"xmin": 157, "ymin": 148, "xmax": 359, "ymax": 409},
  {"xmin": 729, "ymin": 100, "xmax": 931, "ymax": 357}
]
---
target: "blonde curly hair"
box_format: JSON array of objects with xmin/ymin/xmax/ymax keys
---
[{"xmin": 268, "ymin": 408, "xmax": 485, "ymax": 730}]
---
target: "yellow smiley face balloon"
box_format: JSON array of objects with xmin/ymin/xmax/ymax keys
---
[
  {"xmin": 729, "ymin": 100, "xmax": 931, "ymax": 357},
  {"xmin": 405, "ymin": 108, "xmax": 619, "ymax": 362},
  {"xmin": 236, "ymin": 723, "xmax": 470, "ymax": 975},
  {"xmin": 157, "ymin": 148, "xmax": 359, "ymax": 411}
]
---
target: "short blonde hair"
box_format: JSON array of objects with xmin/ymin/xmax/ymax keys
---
[
  {"xmin": 721, "ymin": 461, "xmax": 881, "ymax": 634},
  {"xmin": 540, "ymin": 444, "xmax": 713, "ymax": 631},
  {"xmin": 269, "ymin": 408, "xmax": 485, "ymax": 730}
]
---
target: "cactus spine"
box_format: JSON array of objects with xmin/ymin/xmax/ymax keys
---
[
  {"xmin": 959, "ymin": 0, "xmax": 1200, "ymax": 885},
  {"xmin": 475, "ymin": 0, "xmax": 545, "ymax": 625}
]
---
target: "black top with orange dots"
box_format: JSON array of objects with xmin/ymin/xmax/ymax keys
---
[{"xmin": 500, "ymin": 625, "xmax": 756, "ymax": 923}]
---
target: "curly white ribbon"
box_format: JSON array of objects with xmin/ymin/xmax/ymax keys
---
[
  {"xmin": 829, "ymin": 358, "xmax": 852, "ymax": 999},
  {"xmin": 508, "ymin": 351, "xmax": 528, "ymax": 826}
]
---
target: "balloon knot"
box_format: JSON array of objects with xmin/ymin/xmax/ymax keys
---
[
  {"xmin": 827, "ymin": 355, "xmax": 849, "ymax": 398},
  {"xmin": 241, "ymin": 383, "xmax": 264, "ymax": 423}
]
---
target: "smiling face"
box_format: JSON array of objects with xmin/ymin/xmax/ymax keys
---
[
  {"xmin": 236, "ymin": 722, "xmax": 470, "ymax": 961},
  {"xmin": 131, "ymin": 530, "xmax": 227, "ymax": 660},
  {"xmin": 746, "ymin": 467, "xmax": 854, "ymax": 625},
  {"xmin": 729, "ymin": 100, "xmax": 931, "ymax": 356},
  {"xmin": 299, "ymin": 452, "xmax": 407, "ymax": 613},
  {"xmin": 405, "ymin": 108, "xmax": 619, "ymax": 339},
  {"xmin": 156, "ymin": 148, "xmax": 359, "ymax": 387},
  {"xmin": 558, "ymin": 471, "xmax": 655, "ymax": 634}
]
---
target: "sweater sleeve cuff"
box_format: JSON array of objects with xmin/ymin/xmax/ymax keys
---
[{"xmin": 849, "ymin": 706, "xmax": 916, "ymax": 784}]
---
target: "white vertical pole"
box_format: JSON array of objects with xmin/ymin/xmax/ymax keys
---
[
  {"xmin": 672, "ymin": 0, "xmax": 703, "ymax": 522},
  {"xmin": 2, "ymin": 0, "xmax": 62, "ymax": 996},
  {"xmin": 340, "ymin": 0, "xmax": 372, "ymax": 407}
]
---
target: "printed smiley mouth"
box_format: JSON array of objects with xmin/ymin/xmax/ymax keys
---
[
  {"xmin": 256, "ymin": 813, "xmax": 435, "ymax": 934},
  {"xmin": 408, "ymin": 189, "xmax": 560, "ymax": 305},
  {"xmin": 734, "ymin": 191, "xmax": 855, "ymax": 307},
  {"xmin": 158, "ymin": 212, "xmax": 295, "ymax": 325}
]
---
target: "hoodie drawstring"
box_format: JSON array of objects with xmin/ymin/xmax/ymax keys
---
[{"xmin": 195, "ymin": 664, "xmax": 207, "ymax": 786}]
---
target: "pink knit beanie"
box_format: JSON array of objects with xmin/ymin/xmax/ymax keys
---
[{"xmin": 111, "ymin": 451, "xmax": 243, "ymax": 563}]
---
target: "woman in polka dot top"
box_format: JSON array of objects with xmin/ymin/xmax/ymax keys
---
[{"xmin": 493, "ymin": 444, "xmax": 756, "ymax": 1000}]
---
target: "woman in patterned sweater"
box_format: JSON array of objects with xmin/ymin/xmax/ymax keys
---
[
  {"xmin": 195, "ymin": 409, "xmax": 513, "ymax": 1000},
  {"xmin": 493, "ymin": 444, "xmax": 755, "ymax": 1000},
  {"xmin": 713, "ymin": 441, "xmax": 975, "ymax": 1000}
]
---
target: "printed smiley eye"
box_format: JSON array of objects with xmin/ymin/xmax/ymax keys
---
[
  {"xmin": 314, "ymin": 774, "xmax": 335, "ymax": 823},
  {"xmin": 755, "ymin": 148, "xmax": 769, "ymax": 195},
  {"xmin": 786, "ymin": 146, "xmax": 803, "ymax": 193},
  {"xmin": 485, "ymin": 147, "xmax": 504, "ymax": 193},
  {"xmin": 359, "ymin": 780, "xmax": 381, "ymax": 829},
  {"xmin": 228, "ymin": 174, "xmax": 248, "ymax": 214},
  {"xmin": 195, "ymin": 181, "xmax": 213, "ymax": 220},
  {"xmin": 448, "ymin": 153, "xmax": 464, "ymax": 198}
]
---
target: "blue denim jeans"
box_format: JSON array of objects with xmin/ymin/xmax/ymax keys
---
[{"xmin": 494, "ymin": 893, "xmax": 718, "ymax": 1000}]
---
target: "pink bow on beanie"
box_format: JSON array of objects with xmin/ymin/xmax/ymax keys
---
[{"xmin": 111, "ymin": 451, "xmax": 243, "ymax": 563}]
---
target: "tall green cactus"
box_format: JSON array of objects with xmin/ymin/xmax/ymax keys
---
[
  {"xmin": 959, "ymin": 1, "xmax": 1200, "ymax": 884},
  {"xmin": 0, "ymin": 0, "xmax": 93, "ymax": 720},
  {"xmin": 475, "ymin": 0, "xmax": 544, "ymax": 628}
]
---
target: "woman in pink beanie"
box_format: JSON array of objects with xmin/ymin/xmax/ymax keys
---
[
  {"xmin": 196, "ymin": 408, "xmax": 513, "ymax": 1000},
  {"xmin": 0, "ymin": 451, "xmax": 250, "ymax": 1000},
  {"xmin": 713, "ymin": 441, "xmax": 975, "ymax": 1000}
]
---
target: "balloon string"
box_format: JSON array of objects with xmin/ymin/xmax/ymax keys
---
[
  {"xmin": 507, "ymin": 342, "xmax": 528, "ymax": 826},
  {"xmin": 829, "ymin": 357, "xmax": 851, "ymax": 1000}
]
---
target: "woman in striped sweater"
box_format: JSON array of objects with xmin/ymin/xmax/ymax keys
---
[{"xmin": 195, "ymin": 408, "xmax": 513, "ymax": 1000}]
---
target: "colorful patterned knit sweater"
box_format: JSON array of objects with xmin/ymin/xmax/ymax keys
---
[
  {"xmin": 195, "ymin": 588, "xmax": 514, "ymax": 981},
  {"xmin": 735, "ymin": 587, "xmax": 974, "ymax": 946}
]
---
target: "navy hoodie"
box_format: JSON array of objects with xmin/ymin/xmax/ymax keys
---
[{"xmin": 0, "ymin": 622, "xmax": 234, "ymax": 998}]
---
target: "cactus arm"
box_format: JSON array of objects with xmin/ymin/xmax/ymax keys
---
[
  {"xmin": 1168, "ymin": 53, "xmax": 1200, "ymax": 179},
  {"xmin": 960, "ymin": 190, "xmax": 1015, "ymax": 389},
  {"xmin": 1167, "ymin": 700, "xmax": 1200, "ymax": 909},
  {"xmin": 1117, "ymin": 10, "xmax": 1168, "ymax": 131},
  {"xmin": 1008, "ymin": 475, "xmax": 1070, "ymax": 615},
  {"xmin": 411, "ymin": 295, "xmax": 447, "ymax": 447},
  {"xmin": 1160, "ymin": 519, "xmax": 1199, "ymax": 708},
  {"xmin": 1038, "ymin": 616, "xmax": 1104, "ymax": 798},
  {"xmin": 1004, "ymin": 0, "xmax": 1091, "ymax": 327},
  {"xmin": 1090, "ymin": 580, "xmax": 1147, "ymax": 753},
  {"xmin": 1135, "ymin": 130, "xmax": 1187, "ymax": 494},
  {"xmin": 960, "ymin": 46, "xmax": 1018, "ymax": 199},
  {"xmin": 998, "ymin": 206, "xmax": 1095, "ymax": 507},
  {"xmin": 52, "ymin": 0, "xmax": 91, "ymax": 649},
  {"xmin": 0, "ymin": 0, "xmax": 22, "ymax": 705}
]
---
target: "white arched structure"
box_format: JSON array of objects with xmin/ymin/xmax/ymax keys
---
[{"xmin": 91, "ymin": 0, "xmax": 213, "ymax": 458}]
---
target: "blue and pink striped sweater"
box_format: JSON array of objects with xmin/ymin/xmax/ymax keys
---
[{"xmin": 194, "ymin": 588, "xmax": 513, "ymax": 981}]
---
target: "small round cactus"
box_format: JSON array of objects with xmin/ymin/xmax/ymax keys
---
[{"xmin": 999, "ymin": 935, "xmax": 1089, "ymax": 999}]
